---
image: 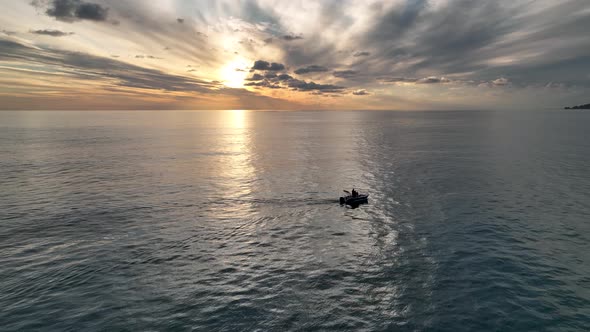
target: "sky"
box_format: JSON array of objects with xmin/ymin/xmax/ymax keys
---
[{"xmin": 0, "ymin": 0, "xmax": 589, "ymax": 110}]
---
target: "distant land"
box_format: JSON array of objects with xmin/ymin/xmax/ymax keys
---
[{"xmin": 564, "ymin": 103, "xmax": 590, "ymax": 109}]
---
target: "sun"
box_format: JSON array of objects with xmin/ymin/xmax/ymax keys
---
[{"xmin": 220, "ymin": 58, "xmax": 250, "ymax": 88}]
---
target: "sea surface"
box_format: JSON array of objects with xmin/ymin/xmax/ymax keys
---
[{"xmin": 1, "ymin": 110, "xmax": 589, "ymax": 331}]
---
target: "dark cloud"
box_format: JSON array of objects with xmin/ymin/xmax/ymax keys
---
[
  {"xmin": 352, "ymin": 89, "xmax": 369, "ymax": 95},
  {"xmin": 366, "ymin": 0, "xmax": 429, "ymax": 46},
  {"xmin": 359, "ymin": 1, "xmax": 526, "ymax": 78},
  {"xmin": 33, "ymin": 0, "xmax": 109, "ymax": 22},
  {"xmin": 353, "ymin": 51, "xmax": 370, "ymax": 57},
  {"xmin": 251, "ymin": 60, "xmax": 268, "ymax": 70},
  {"xmin": 244, "ymin": 79, "xmax": 345, "ymax": 93},
  {"xmin": 268, "ymin": 63, "xmax": 285, "ymax": 71},
  {"xmin": 403, "ymin": 2, "xmax": 514, "ymax": 73},
  {"xmin": 251, "ymin": 60, "xmax": 285, "ymax": 71},
  {"xmin": 251, "ymin": 72, "xmax": 292, "ymax": 82},
  {"xmin": 246, "ymin": 73, "xmax": 264, "ymax": 81},
  {"xmin": 294, "ymin": 65, "xmax": 329, "ymax": 74},
  {"xmin": 242, "ymin": 65, "xmax": 345, "ymax": 93},
  {"xmin": 277, "ymin": 73, "xmax": 293, "ymax": 81},
  {"xmin": 271, "ymin": 0, "xmax": 589, "ymax": 91},
  {"xmin": 30, "ymin": 29, "xmax": 74, "ymax": 37},
  {"xmin": 333, "ymin": 70, "xmax": 357, "ymax": 78},
  {"xmin": 287, "ymin": 79, "xmax": 345, "ymax": 92},
  {"xmin": 282, "ymin": 34, "xmax": 303, "ymax": 41},
  {"xmin": 75, "ymin": 2, "xmax": 107, "ymax": 21},
  {"xmin": 0, "ymin": 38, "xmax": 218, "ymax": 93},
  {"xmin": 244, "ymin": 81, "xmax": 281, "ymax": 89}
]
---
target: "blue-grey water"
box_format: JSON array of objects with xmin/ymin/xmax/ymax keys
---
[{"xmin": 1, "ymin": 110, "xmax": 589, "ymax": 331}]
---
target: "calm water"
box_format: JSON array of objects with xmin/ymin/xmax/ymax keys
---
[{"xmin": 1, "ymin": 110, "xmax": 589, "ymax": 331}]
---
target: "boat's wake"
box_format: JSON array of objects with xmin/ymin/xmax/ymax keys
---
[{"xmin": 205, "ymin": 197, "xmax": 340, "ymax": 207}]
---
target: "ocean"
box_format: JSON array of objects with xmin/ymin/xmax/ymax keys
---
[{"xmin": 1, "ymin": 110, "xmax": 589, "ymax": 331}]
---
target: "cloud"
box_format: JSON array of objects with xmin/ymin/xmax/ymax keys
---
[
  {"xmin": 379, "ymin": 76, "xmax": 451, "ymax": 84},
  {"xmin": 286, "ymin": 79, "xmax": 345, "ymax": 92},
  {"xmin": 246, "ymin": 73, "xmax": 264, "ymax": 81},
  {"xmin": 353, "ymin": 51, "xmax": 370, "ymax": 57},
  {"xmin": 380, "ymin": 75, "xmax": 516, "ymax": 89},
  {"xmin": 242, "ymin": 66, "xmax": 345, "ymax": 93},
  {"xmin": 333, "ymin": 70, "xmax": 357, "ymax": 78},
  {"xmin": 294, "ymin": 65, "xmax": 329, "ymax": 74},
  {"xmin": 352, "ymin": 89, "xmax": 369, "ymax": 95},
  {"xmin": 545, "ymin": 82, "xmax": 565, "ymax": 89},
  {"xmin": 281, "ymin": 34, "xmax": 303, "ymax": 41},
  {"xmin": 244, "ymin": 81, "xmax": 281, "ymax": 89},
  {"xmin": 8, "ymin": 0, "xmax": 590, "ymax": 109},
  {"xmin": 269, "ymin": 63, "xmax": 285, "ymax": 71},
  {"xmin": 33, "ymin": 0, "xmax": 109, "ymax": 22},
  {"xmin": 358, "ymin": 0, "xmax": 590, "ymax": 88},
  {"xmin": 473, "ymin": 77, "xmax": 511, "ymax": 88},
  {"xmin": 251, "ymin": 60, "xmax": 285, "ymax": 71},
  {"xmin": 416, "ymin": 76, "xmax": 451, "ymax": 84},
  {"xmin": 30, "ymin": 29, "xmax": 74, "ymax": 37},
  {"xmin": 492, "ymin": 77, "xmax": 510, "ymax": 86},
  {"xmin": 135, "ymin": 54, "xmax": 163, "ymax": 59},
  {"xmin": 379, "ymin": 77, "xmax": 419, "ymax": 83},
  {"xmin": 177, "ymin": 18, "xmax": 184, "ymax": 24},
  {"xmin": 0, "ymin": 38, "xmax": 219, "ymax": 93},
  {"xmin": 277, "ymin": 73, "xmax": 293, "ymax": 81}
]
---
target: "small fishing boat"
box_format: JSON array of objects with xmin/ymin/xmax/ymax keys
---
[{"xmin": 339, "ymin": 190, "xmax": 369, "ymax": 206}]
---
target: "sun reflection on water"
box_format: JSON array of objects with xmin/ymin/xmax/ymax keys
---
[
  {"xmin": 218, "ymin": 110, "xmax": 255, "ymax": 204},
  {"xmin": 227, "ymin": 109, "xmax": 247, "ymax": 129}
]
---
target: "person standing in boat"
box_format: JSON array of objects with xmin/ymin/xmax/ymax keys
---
[{"xmin": 351, "ymin": 188, "xmax": 358, "ymax": 197}]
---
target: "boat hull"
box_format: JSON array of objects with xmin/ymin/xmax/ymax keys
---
[{"xmin": 339, "ymin": 194, "xmax": 369, "ymax": 206}]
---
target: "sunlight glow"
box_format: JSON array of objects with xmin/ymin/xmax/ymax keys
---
[{"xmin": 220, "ymin": 58, "xmax": 250, "ymax": 88}]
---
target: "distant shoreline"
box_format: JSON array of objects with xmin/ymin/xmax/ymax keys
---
[{"xmin": 564, "ymin": 103, "xmax": 590, "ymax": 110}]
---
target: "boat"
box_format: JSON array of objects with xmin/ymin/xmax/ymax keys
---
[{"xmin": 339, "ymin": 190, "xmax": 369, "ymax": 206}]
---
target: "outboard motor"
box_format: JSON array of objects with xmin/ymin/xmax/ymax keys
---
[{"xmin": 339, "ymin": 197, "xmax": 345, "ymax": 205}]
